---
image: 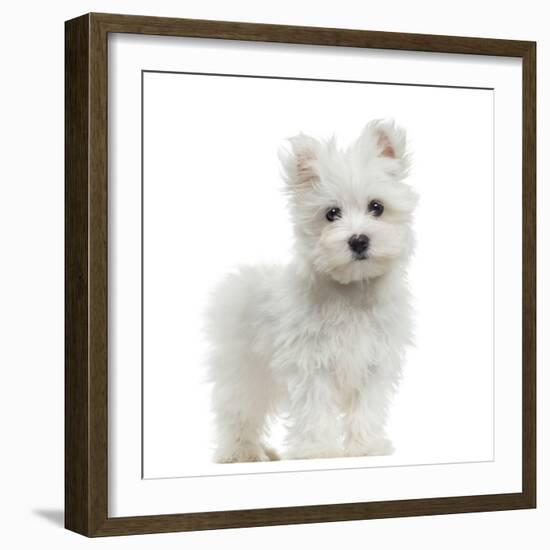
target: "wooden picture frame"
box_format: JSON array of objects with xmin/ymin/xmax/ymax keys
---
[{"xmin": 65, "ymin": 12, "xmax": 536, "ymax": 537}]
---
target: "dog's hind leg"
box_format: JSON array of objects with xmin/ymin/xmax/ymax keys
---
[{"xmin": 209, "ymin": 350, "xmax": 278, "ymax": 463}]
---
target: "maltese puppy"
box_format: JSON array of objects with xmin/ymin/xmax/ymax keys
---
[{"xmin": 205, "ymin": 120, "xmax": 417, "ymax": 463}]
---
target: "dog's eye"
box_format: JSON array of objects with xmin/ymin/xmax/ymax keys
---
[
  {"xmin": 325, "ymin": 207, "xmax": 342, "ymax": 222},
  {"xmin": 368, "ymin": 200, "xmax": 384, "ymax": 217}
]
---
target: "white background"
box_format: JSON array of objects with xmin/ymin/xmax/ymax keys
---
[
  {"xmin": 0, "ymin": 0, "xmax": 546, "ymax": 548},
  {"xmin": 141, "ymin": 71, "xmax": 495, "ymax": 477}
]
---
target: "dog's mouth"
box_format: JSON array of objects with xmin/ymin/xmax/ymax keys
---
[{"xmin": 352, "ymin": 253, "xmax": 368, "ymax": 261}]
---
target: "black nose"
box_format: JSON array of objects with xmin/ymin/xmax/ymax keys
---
[{"xmin": 348, "ymin": 234, "xmax": 369, "ymax": 255}]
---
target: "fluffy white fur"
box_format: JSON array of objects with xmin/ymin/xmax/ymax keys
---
[{"xmin": 205, "ymin": 120, "xmax": 417, "ymax": 463}]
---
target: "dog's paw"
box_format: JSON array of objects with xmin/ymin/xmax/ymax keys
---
[
  {"xmin": 261, "ymin": 444, "xmax": 280, "ymax": 461},
  {"xmin": 214, "ymin": 443, "xmax": 278, "ymax": 464},
  {"xmin": 345, "ymin": 437, "xmax": 395, "ymax": 457}
]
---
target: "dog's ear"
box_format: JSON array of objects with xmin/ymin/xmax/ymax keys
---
[
  {"xmin": 359, "ymin": 120, "xmax": 409, "ymax": 174},
  {"xmin": 362, "ymin": 119, "xmax": 407, "ymax": 159},
  {"xmin": 279, "ymin": 134, "xmax": 321, "ymax": 188}
]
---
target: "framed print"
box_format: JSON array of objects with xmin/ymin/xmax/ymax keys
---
[{"xmin": 65, "ymin": 12, "xmax": 536, "ymax": 537}]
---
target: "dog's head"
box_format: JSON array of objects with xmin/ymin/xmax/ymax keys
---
[{"xmin": 280, "ymin": 120, "xmax": 417, "ymax": 284}]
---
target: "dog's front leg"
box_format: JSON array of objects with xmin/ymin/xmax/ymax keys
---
[
  {"xmin": 283, "ymin": 367, "xmax": 344, "ymax": 460},
  {"xmin": 343, "ymin": 370, "xmax": 395, "ymax": 457}
]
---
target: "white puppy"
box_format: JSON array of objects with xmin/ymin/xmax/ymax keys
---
[{"xmin": 205, "ymin": 120, "xmax": 417, "ymax": 463}]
